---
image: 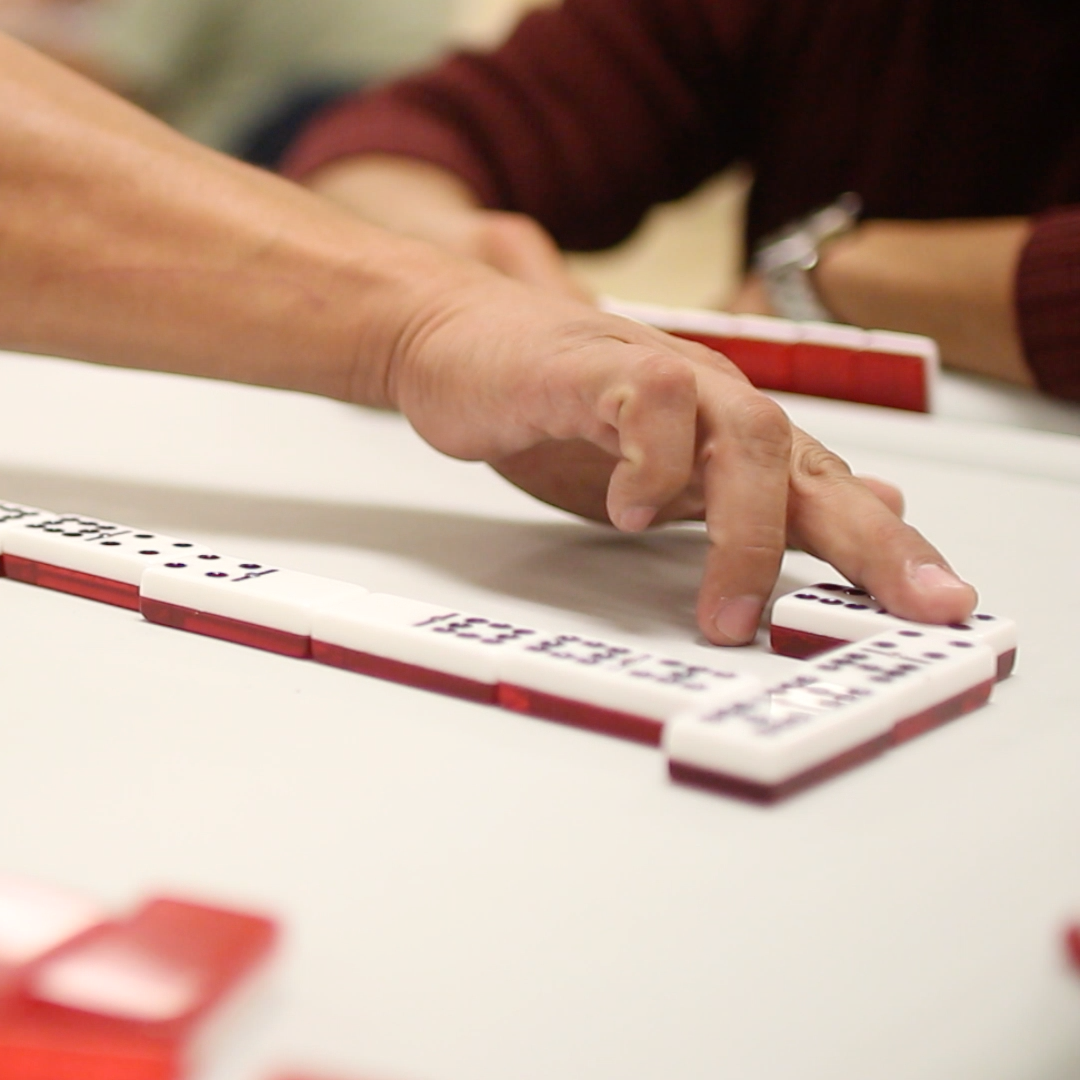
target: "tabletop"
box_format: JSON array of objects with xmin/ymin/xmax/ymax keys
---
[{"xmin": 1, "ymin": 348, "xmax": 1079, "ymax": 1080}]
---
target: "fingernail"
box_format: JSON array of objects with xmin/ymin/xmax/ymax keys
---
[
  {"xmin": 713, "ymin": 596, "xmax": 763, "ymax": 644},
  {"xmin": 909, "ymin": 562, "xmax": 970, "ymax": 593},
  {"xmin": 616, "ymin": 506, "xmax": 656, "ymax": 532}
]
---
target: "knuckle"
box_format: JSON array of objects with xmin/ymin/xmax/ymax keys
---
[
  {"xmin": 790, "ymin": 437, "xmax": 853, "ymax": 486},
  {"xmin": 630, "ymin": 352, "xmax": 698, "ymax": 404},
  {"xmin": 728, "ymin": 394, "xmax": 792, "ymax": 462}
]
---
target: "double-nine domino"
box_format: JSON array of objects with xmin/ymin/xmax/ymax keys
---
[{"xmin": 0, "ymin": 501, "xmax": 1015, "ymax": 802}]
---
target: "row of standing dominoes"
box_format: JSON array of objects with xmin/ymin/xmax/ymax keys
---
[
  {"xmin": 602, "ymin": 297, "xmax": 938, "ymax": 413},
  {"xmin": 0, "ymin": 501, "xmax": 1015, "ymax": 802},
  {"xmin": 0, "ymin": 875, "xmax": 276, "ymax": 1080}
]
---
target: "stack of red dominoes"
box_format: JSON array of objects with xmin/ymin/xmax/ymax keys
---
[
  {"xmin": 0, "ymin": 876, "xmax": 276, "ymax": 1080},
  {"xmin": 602, "ymin": 298, "xmax": 939, "ymax": 413},
  {"xmin": 0, "ymin": 501, "xmax": 1016, "ymax": 802}
]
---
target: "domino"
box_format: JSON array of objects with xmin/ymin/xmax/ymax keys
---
[
  {"xmin": 1, "ymin": 513, "xmax": 212, "ymax": 610},
  {"xmin": 0, "ymin": 897, "xmax": 277, "ymax": 1080},
  {"xmin": 665, "ymin": 628, "xmax": 996, "ymax": 802},
  {"xmin": 769, "ymin": 582, "xmax": 1017, "ymax": 680},
  {"xmin": 600, "ymin": 298, "xmax": 936, "ymax": 412},
  {"xmin": 1064, "ymin": 922, "xmax": 1080, "ymax": 970},
  {"xmin": 0, "ymin": 877, "xmax": 106, "ymax": 974},
  {"xmin": 0, "ymin": 503, "xmax": 54, "ymax": 577},
  {"xmin": 311, "ymin": 592, "xmax": 541, "ymax": 704},
  {"xmin": 141, "ymin": 555, "xmax": 367, "ymax": 657},
  {"xmin": 496, "ymin": 633, "xmax": 764, "ymax": 745}
]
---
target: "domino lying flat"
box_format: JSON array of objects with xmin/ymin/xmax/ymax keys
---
[
  {"xmin": 311, "ymin": 593, "xmax": 763, "ymax": 742},
  {"xmin": 602, "ymin": 297, "xmax": 938, "ymax": 413},
  {"xmin": 141, "ymin": 555, "xmax": 367, "ymax": 658},
  {"xmin": 665, "ymin": 628, "xmax": 996, "ymax": 802},
  {"xmin": 495, "ymin": 633, "xmax": 763, "ymax": 744},
  {"xmin": 0, "ymin": 506, "xmax": 213, "ymax": 611},
  {"xmin": 0, "ymin": 877, "xmax": 106, "ymax": 981},
  {"xmin": 0, "ymin": 880, "xmax": 277, "ymax": 1080},
  {"xmin": 770, "ymin": 582, "xmax": 1017, "ymax": 681}
]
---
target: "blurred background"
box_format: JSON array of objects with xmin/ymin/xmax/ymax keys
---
[{"xmin": 0, "ymin": 0, "xmax": 746, "ymax": 306}]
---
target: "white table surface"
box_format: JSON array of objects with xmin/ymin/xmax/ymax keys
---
[{"xmin": 1, "ymin": 349, "xmax": 1079, "ymax": 1080}]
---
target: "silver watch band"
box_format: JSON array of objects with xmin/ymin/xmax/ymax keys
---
[{"xmin": 752, "ymin": 193, "xmax": 862, "ymax": 322}]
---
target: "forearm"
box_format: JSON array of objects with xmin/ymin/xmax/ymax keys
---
[
  {"xmin": 812, "ymin": 218, "xmax": 1034, "ymax": 385},
  {"xmin": 0, "ymin": 35, "xmax": 453, "ymax": 407},
  {"xmin": 307, "ymin": 154, "xmax": 482, "ymax": 245}
]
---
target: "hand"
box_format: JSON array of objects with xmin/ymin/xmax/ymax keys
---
[
  {"xmin": 306, "ymin": 155, "xmax": 591, "ymax": 301},
  {"xmin": 376, "ymin": 263, "xmax": 977, "ymax": 645}
]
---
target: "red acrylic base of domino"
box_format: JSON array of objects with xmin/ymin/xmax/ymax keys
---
[
  {"xmin": 769, "ymin": 625, "xmax": 846, "ymax": 660},
  {"xmin": 0, "ymin": 1004, "xmax": 178, "ymax": 1080},
  {"xmin": 140, "ymin": 598, "xmax": 309, "ymax": 658},
  {"xmin": 2, "ymin": 555, "xmax": 139, "ymax": 610},
  {"xmin": 995, "ymin": 648, "xmax": 1017, "ymax": 681},
  {"xmin": 311, "ymin": 640, "xmax": 496, "ymax": 704},
  {"xmin": 668, "ymin": 680, "xmax": 993, "ymax": 803},
  {"xmin": 497, "ymin": 684, "xmax": 662, "ymax": 745},
  {"xmin": 890, "ymin": 678, "xmax": 993, "ymax": 744},
  {"xmin": 669, "ymin": 732, "xmax": 892, "ymax": 804}
]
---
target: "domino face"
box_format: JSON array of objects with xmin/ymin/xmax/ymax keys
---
[
  {"xmin": 665, "ymin": 629, "xmax": 996, "ymax": 802},
  {"xmin": 24, "ymin": 898, "xmax": 277, "ymax": 1025},
  {"xmin": 141, "ymin": 556, "xmax": 366, "ymax": 657},
  {"xmin": 311, "ymin": 592, "xmax": 541, "ymax": 704},
  {"xmin": 0, "ymin": 877, "xmax": 106, "ymax": 972},
  {"xmin": 599, "ymin": 298, "xmax": 934, "ymax": 412},
  {"xmin": 1, "ymin": 514, "xmax": 211, "ymax": 610},
  {"xmin": 0, "ymin": 503, "xmax": 53, "ymax": 578},
  {"xmin": 769, "ymin": 582, "xmax": 1017, "ymax": 680},
  {"xmin": 497, "ymin": 633, "xmax": 764, "ymax": 745}
]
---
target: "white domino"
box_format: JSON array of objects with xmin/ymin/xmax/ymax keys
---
[
  {"xmin": 140, "ymin": 554, "xmax": 366, "ymax": 657},
  {"xmin": 665, "ymin": 628, "xmax": 996, "ymax": 801},
  {"xmin": 0, "ymin": 876, "xmax": 106, "ymax": 970},
  {"xmin": 0, "ymin": 513, "xmax": 213, "ymax": 609},
  {"xmin": 769, "ymin": 582, "xmax": 1018, "ymax": 680},
  {"xmin": 311, "ymin": 592, "xmax": 542, "ymax": 703},
  {"xmin": 496, "ymin": 632, "xmax": 764, "ymax": 744}
]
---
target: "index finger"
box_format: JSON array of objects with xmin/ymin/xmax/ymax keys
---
[
  {"xmin": 786, "ymin": 428, "xmax": 977, "ymax": 623},
  {"xmin": 694, "ymin": 385, "xmax": 794, "ymax": 645}
]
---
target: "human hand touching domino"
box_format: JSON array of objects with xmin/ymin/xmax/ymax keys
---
[{"xmin": 0, "ymin": 499, "xmax": 1010, "ymax": 801}]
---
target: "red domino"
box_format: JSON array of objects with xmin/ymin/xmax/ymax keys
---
[
  {"xmin": 140, "ymin": 598, "xmax": 311, "ymax": 658},
  {"xmin": 0, "ymin": 897, "xmax": 277, "ymax": 1080},
  {"xmin": 1064, "ymin": 924, "xmax": 1080, "ymax": 970},
  {"xmin": 497, "ymin": 683, "xmax": 663, "ymax": 745},
  {"xmin": 2, "ymin": 556, "xmax": 141, "ymax": 609}
]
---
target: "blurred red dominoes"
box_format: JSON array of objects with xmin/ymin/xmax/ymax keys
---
[
  {"xmin": 0, "ymin": 880, "xmax": 277, "ymax": 1080},
  {"xmin": 602, "ymin": 298, "xmax": 938, "ymax": 413}
]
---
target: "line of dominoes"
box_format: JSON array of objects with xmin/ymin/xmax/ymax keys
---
[
  {"xmin": 0, "ymin": 500, "xmax": 1016, "ymax": 802},
  {"xmin": 602, "ymin": 298, "xmax": 938, "ymax": 413}
]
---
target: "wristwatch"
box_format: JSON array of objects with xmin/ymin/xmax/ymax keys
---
[{"xmin": 752, "ymin": 192, "xmax": 862, "ymax": 322}]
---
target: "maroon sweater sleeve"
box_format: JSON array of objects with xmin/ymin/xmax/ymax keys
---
[
  {"xmin": 281, "ymin": 0, "xmax": 760, "ymax": 250},
  {"xmin": 1016, "ymin": 208, "xmax": 1080, "ymax": 401}
]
